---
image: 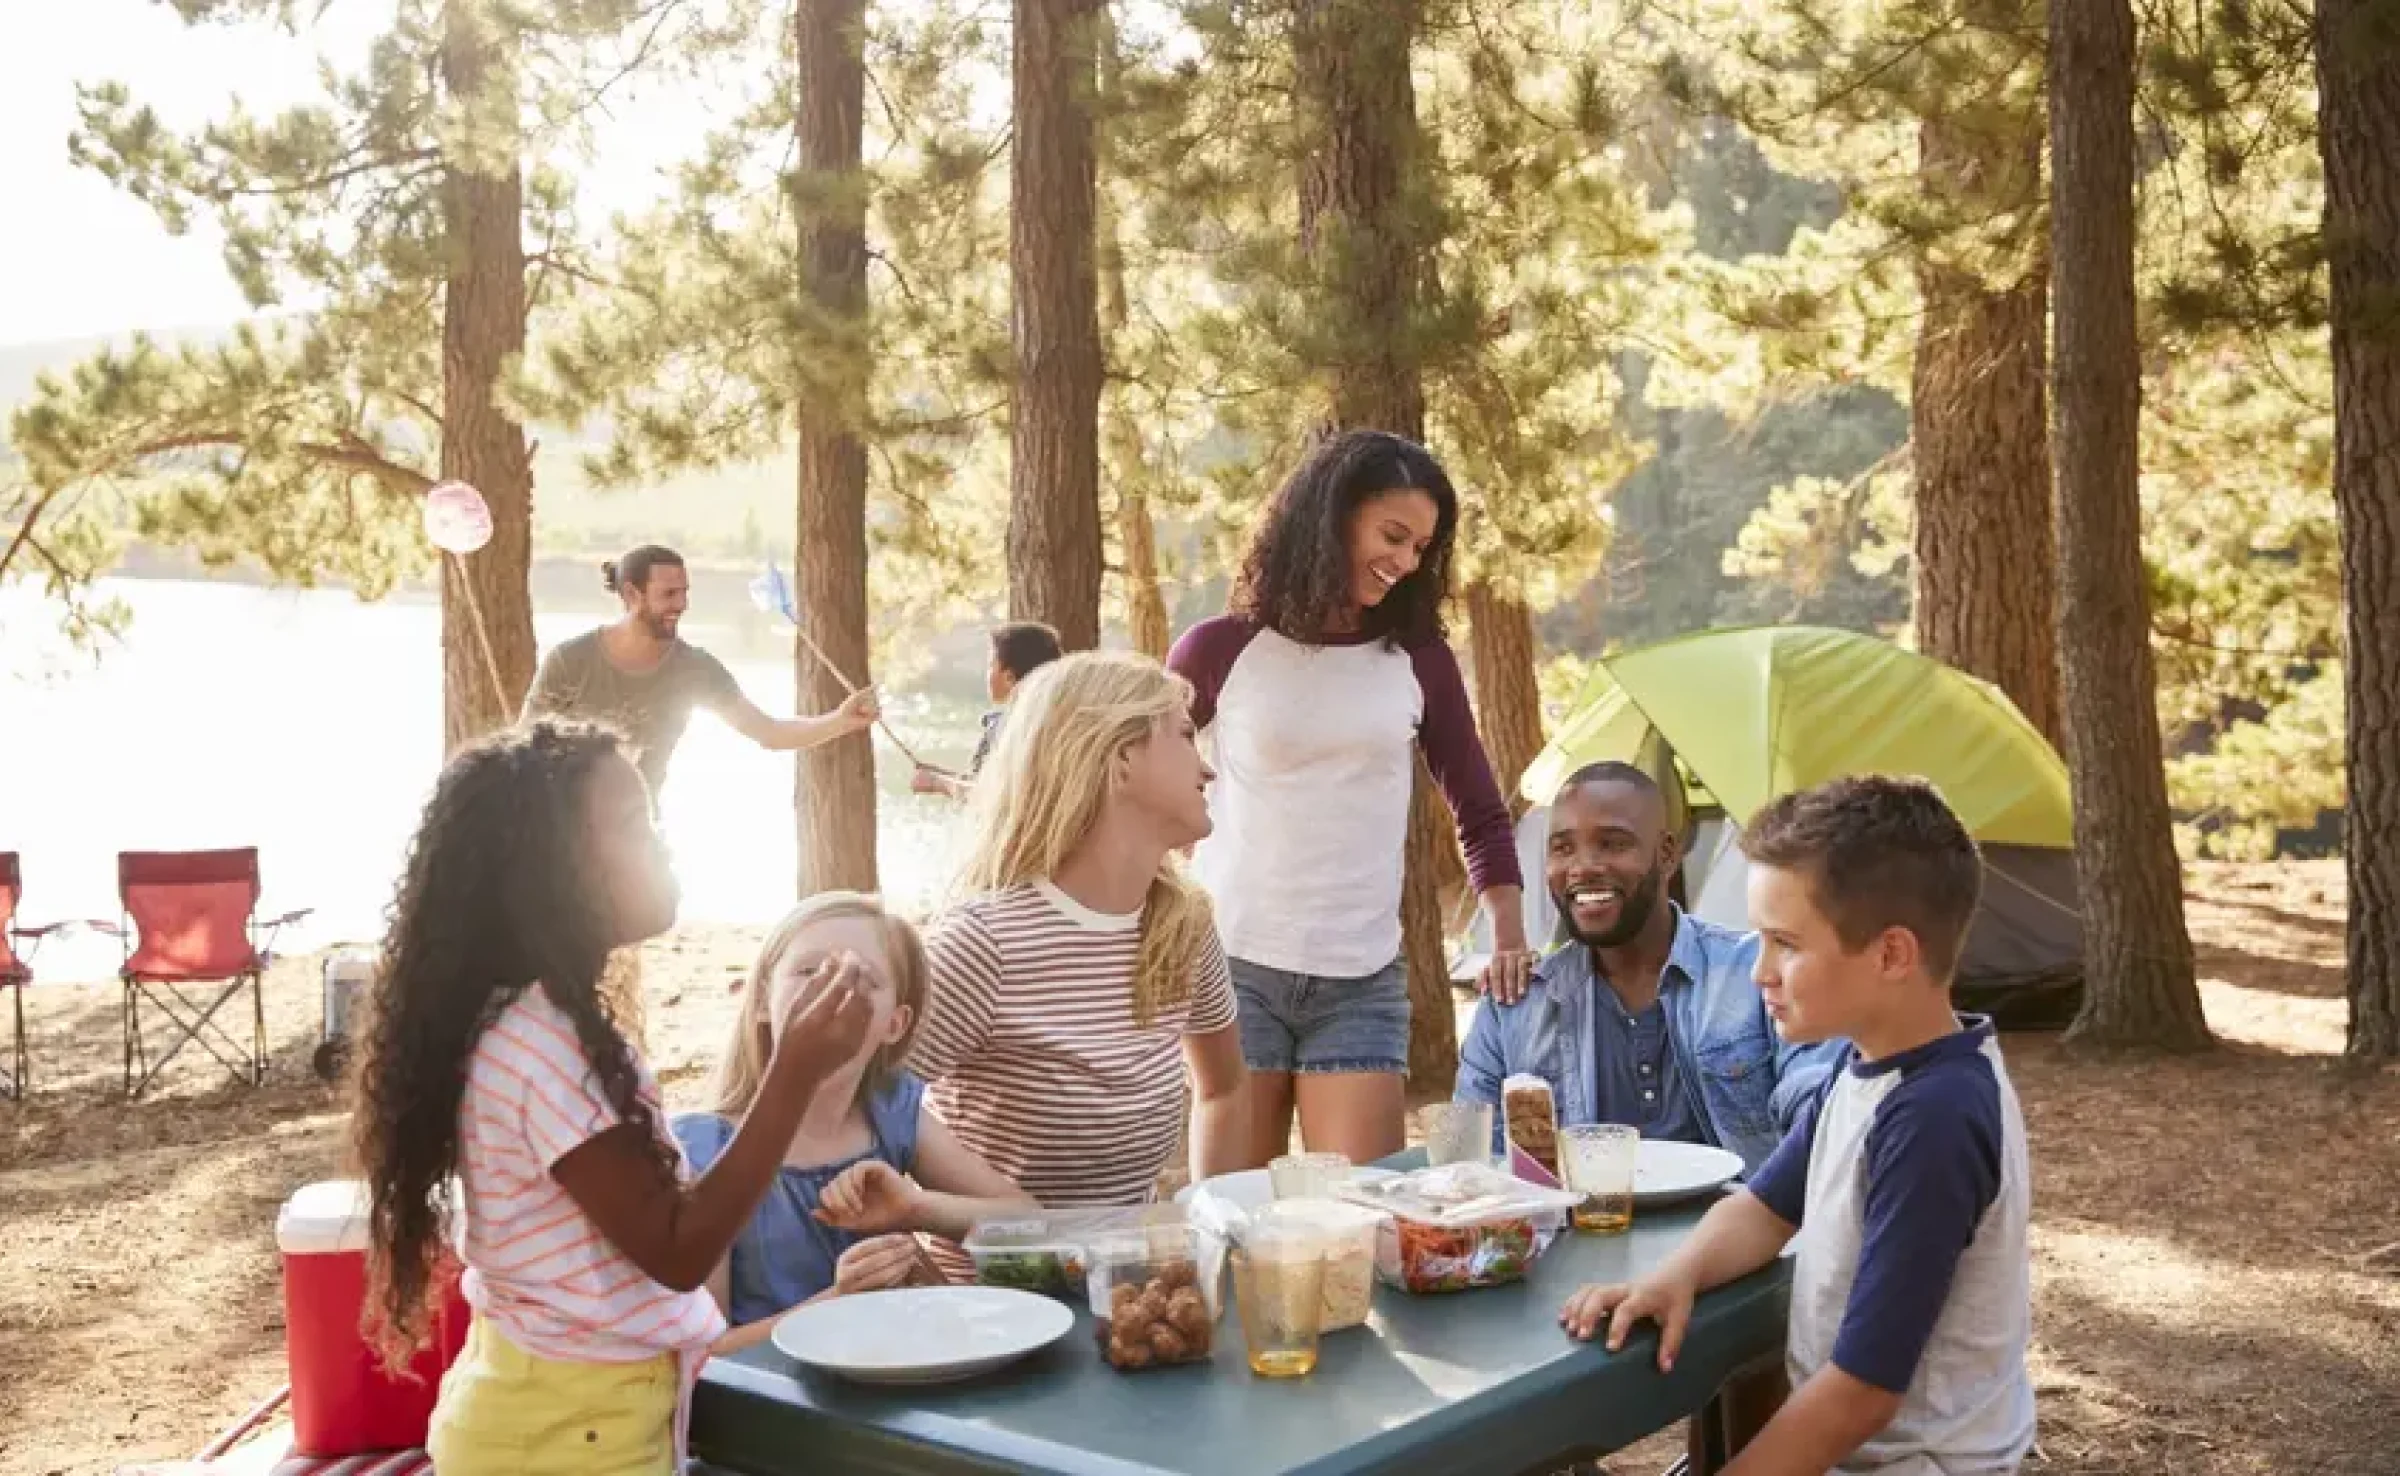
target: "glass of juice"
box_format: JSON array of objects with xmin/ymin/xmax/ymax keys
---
[
  {"xmin": 1232, "ymin": 1225, "xmax": 1327, "ymax": 1378},
  {"xmin": 1558, "ymin": 1124, "xmax": 1639, "ymax": 1234}
]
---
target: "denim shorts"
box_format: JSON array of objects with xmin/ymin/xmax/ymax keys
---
[{"xmin": 1229, "ymin": 956, "xmax": 1411, "ymax": 1076}]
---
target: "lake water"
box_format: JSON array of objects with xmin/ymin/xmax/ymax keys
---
[{"xmin": 2, "ymin": 577, "xmax": 979, "ymax": 983}]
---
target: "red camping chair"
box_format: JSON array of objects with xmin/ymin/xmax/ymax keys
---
[
  {"xmin": 92, "ymin": 849, "xmax": 310, "ymax": 1096},
  {"xmin": 1, "ymin": 852, "xmax": 78, "ymax": 1100}
]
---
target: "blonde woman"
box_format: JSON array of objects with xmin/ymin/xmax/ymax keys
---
[
  {"xmin": 909, "ymin": 652, "xmax": 1253, "ymax": 1214},
  {"xmin": 672, "ymin": 893, "xmax": 1031, "ymax": 1354}
]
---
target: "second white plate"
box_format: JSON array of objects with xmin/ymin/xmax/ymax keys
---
[{"xmin": 771, "ymin": 1285, "xmax": 1073, "ymax": 1385}]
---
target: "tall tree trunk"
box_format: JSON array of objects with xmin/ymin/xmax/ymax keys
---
[
  {"xmin": 1466, "ymin": 582, "xmax": 1544, "ymax": 812},
  {"xmin": 1116, "ymin": 474, "xmax": 1171, "ymax": 659},
  {"xmin": 793, "ymin": 0, "xmax": 877, "ymax": 897},
  {"xmin": 1009, "ymin": 0, "xmax": 1105, "ymax": 652},
  {"xmin": 2315, "ymin": 0, "xmax": 2400, "ymax": 1059},
  {"xmin": 1095, "ymin": 23, "xmax": 1171, "ymax": 663},
  {"xmin": 1913, "ymin": 120, "xmax": 2064, "ymax": 751},
  {"xmin": 2049, "ymin": 0, "xmax": 2211, "ymax": 1050},
  {"xmin": 1293, "ymin": 0, "xmax": 1455, "ymax": 1088},
  {"xmin": 437, "ymin": 1, "xmax": 536, "ymax": 754}
]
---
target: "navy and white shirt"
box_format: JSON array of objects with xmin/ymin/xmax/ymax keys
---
[{"xmin": 1746, "ymin": 1016, "xmax": 2035, "ymax": 1474}]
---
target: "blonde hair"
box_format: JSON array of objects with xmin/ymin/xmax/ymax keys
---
[
  {"xmin": 956, "ymin": 650, "xmax": 1216, "ymax": 1026},
  {"xmin": 706, "ymin": 892, "xmax": 930, "ymax": 1120}
]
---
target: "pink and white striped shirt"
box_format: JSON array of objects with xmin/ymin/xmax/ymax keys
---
[{"xmin": 455, "ymin": 986, "xmax": 727, "ymax": 1363}]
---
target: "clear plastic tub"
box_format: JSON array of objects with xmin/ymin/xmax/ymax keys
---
[
  {"xmin": 1339, "ymin": 1162, "xmax": 1580, "ymax": 1295},
  {"xmin": 1085, "ymin": 1223, "xmax": 1221, "ymax": 1372},
  {"xmin": 962, "ymin": 1206, "xmax": 1160, "ymax": 1300},
  {"xmin": 1253, "ymin": 1200, "xmax": 1383, "ymax": 1331}
]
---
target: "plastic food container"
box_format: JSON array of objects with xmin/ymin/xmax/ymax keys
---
[
  {"xmin": 1085, "ymin": 1223, "xmax": 1221, "ymax": 1371},
  {"xmin": 962, "ymin": 1206, "xmax": 1163, "ymax": 1299},
  {"xmin": 1253, "ymin": 1200, "xmax": 1384, "ymax": 1331},
  {"xmin": 1339, "ymin": 1162, "xmax": 1580, "ymax": 1295}
]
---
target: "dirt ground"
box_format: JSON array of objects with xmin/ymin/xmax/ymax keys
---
[{"xmin": 4, "ymin": 862, "xmax": 2396, "ymax": 1476}]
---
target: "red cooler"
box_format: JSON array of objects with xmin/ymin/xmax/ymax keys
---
[{"xmin": 277, "ymin": 1179, "xmax": 470, "ymax": 1456}]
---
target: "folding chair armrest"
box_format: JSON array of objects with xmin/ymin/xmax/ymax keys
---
[
  {"xmin": 12, "ymin": 921, "xmax": 77, "ymax": 940},
  {"xmin": 83, "ymin": 919, "xmax": 127, "ymax": 938},
  {"xmin": 259, "ymin": 907, "xmax": 314, "ymax": 931}
]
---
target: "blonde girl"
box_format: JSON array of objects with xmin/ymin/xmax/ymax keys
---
[
  {"xmin": 671, "ymin": 892, "xmax": 1032, "ymax": 1353},
  {"xmin": 907, "ymin": 651, "xmax": 1253, "ymax": 1216}
]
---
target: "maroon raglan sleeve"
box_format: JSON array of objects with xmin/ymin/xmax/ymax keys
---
[
  {"xmin": 1165, "ymin": 616, "xmax": 1261, "ymax": 731},
  {"xmin": 1410, "ymin": 638, "xmax": 1524, "ymax": 895}
]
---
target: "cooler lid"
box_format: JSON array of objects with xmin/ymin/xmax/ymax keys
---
[{"xmin": 277, "ymin": 1179, "xmax": 372, "ymax": 1255}]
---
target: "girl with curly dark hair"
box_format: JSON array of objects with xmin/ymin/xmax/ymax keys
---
[
  {"xmin": 1168, "ymin": 430, "xmax": 1533, "ymax": 1167},
  {"xmin": 349, "ymin": 720, "xmax": 870, "ymax": 1475}
]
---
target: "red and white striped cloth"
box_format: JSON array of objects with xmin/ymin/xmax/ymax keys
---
[{"xmin": 269, "ymin": 1455, "xmax": 430, "ymax": 1476}]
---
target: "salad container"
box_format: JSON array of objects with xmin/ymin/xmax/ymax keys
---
[
  {"xmin": 1338, "ymin": 1162, "xmax": 1580, "ymax": 1295},
  {"xmin": 963, "ymin": 1206, "xmax": 1168, "ymax": 1300}
]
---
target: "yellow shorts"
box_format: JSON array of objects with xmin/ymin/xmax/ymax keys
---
[{"xmin": 426, "ymin": 1317, "xmax": 677, "ymax": 1476}]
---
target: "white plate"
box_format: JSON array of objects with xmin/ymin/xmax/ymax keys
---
[
  {"xmin": 1171, "ymin": 1165, "xmax": 1400, "ymax": 1214},
  {"xmin": 1634, "ymin": 1140, "xmax": 1744, "ymax": 1206},
  {"xmin": 770, "ymin": 1286, "xmax": 1073, "ymax": 1385}
]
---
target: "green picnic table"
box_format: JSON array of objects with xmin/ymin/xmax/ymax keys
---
[{"xmin": 690, "ymin": 1159, "xmax": 1790, "ymax": 1476}]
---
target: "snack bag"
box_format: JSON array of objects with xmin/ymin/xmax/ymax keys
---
[{"xmin": 1503, "ymin": 1073, "xmax": 1561, "ymax": 1177}]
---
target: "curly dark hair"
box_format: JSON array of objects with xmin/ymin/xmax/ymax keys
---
[
  {"xmin": 348, "ymin": 720, "xmax": 676, "ymax": 1368},
  {"xmin": 1230, "ymin": 429, "xmax": 1460, "ymax": 647}
]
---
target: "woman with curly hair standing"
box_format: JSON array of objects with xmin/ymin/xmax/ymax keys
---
[
  {"xmin": 348, "ymin": 721, "xmax": 869, "ymax": 1474},
  {"xmin": 1169, "ymin": 430, "xmax": 1532, "ymax": 1167}
]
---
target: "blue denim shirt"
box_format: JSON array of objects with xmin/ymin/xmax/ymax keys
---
[{"xmin": 1455, "ymin": 908, "xmax": 1845, "ymax": 1175}]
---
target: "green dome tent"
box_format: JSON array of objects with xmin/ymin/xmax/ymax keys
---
[{"xmin": 1518, "ymin": 626, "xmax": 2084, "ymax": 1029}]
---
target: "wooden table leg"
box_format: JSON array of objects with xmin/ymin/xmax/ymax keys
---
[{"xmin": 1686, "ymin": 1358, "xmax": 1790, "ymax": 1473}]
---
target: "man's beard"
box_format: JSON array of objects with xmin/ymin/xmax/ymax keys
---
[
  {"xmin": 639, "ymin": 610, "xmax": 677, "ymax": 640},
  {"xmin": 1555, "ymin": 863, "xmax": 1666, "ymax": 949}
]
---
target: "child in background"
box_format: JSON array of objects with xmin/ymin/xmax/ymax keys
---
[
  {"xmin": 349, "ymin": 721, "xmax": 873, "ymax": 1476},
  {"xmin": 673, "ymin": 893, "xmax": 1033, "ymax": 1352},
  {"xmin": 1560, "ymin": 776, "xmax": 2034, "ymax": 1476},
  {"xmin": 913, "ymin": 620, "xmax": 1064, "ymax": 801}
]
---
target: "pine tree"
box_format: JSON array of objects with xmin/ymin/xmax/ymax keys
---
[
  {"xmin": 1010, "ymin": 0, "xmax": 1107, "ymax": 651},
  {"xmin": 6, "ymin": 0, "xmax": 683, "ymax": 748},
  {"xmin": 2050, "ymin": 0, "xmax": 2212, "ymax": 1051},
  {"xmin": 2314, "ymin": 0, "xmax": 2400, "ymax": 1058}
]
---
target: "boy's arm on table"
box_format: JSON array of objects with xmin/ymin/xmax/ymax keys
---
[{"xmin": 1562, "ymin": 1092, "xmax": 1818, "ymax": 1360}]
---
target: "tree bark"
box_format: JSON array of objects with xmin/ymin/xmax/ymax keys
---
[
  {"xmin": 1295, "ymin": 0, "xmax": 1427, "ymax": 439},
  {"xmin": 793, "ymin": 0, "xmax": 877, "ymax": 897},
  {"xmin": 1465, "ymin": 582, "xmax": 1545, "ymax": 813},
  {"xmin": 1009, "ymin": 0, "xmax": 1105, "ymax": 652},
  {"xmin": 1094, "ymin": 27, "xmax": 1171, "ymax": 665},
  {"xmin": 436, "ymin": 1, "xmax": 536, "ymax": 755},
  {"xmin": 1293, "ymin": 0, "xmax": 1454, "ymax": 1086},
  {"xmin": 2315, "ymin": 0, "xmax": 2400, "ymax": 1059},
  {"xmin": 1913, "ymin": 119, "xmax": 2064, "ymax": 751},
  {"xmin": 2049, "ymin": 0, "xmax": 2212, "ymax": 1050}
]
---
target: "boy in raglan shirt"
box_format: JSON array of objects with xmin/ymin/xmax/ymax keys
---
[{"xmin": 1561, "ymin": 775, "xmax": 2034, "ymax": 1476}]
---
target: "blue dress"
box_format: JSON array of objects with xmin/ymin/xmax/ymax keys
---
[{"xmin": 671, "ymin": 1073, "xmax": 927, "ymax": 1326}]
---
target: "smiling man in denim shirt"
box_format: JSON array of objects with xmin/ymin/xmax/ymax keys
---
[{"xmin": 1455, "ymin": 762, "xmax": 1843, "ymax": 1174}]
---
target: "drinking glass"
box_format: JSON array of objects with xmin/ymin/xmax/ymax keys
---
[
  {"xmin": 1422, "ymin": 1102, "xmax": 1495, "ymax": 1167},
  {"xmin": 1558, "ymin": 1124, "xmax": 1639, "ymax": 1234},
  {"xmin": 1268, "ymin": 1151, "xmax": 1352, "ymax": 1201},
  {"xmin": 1232, "ymin": 1226, "xmax": 1327, "ymax": 1378}
]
